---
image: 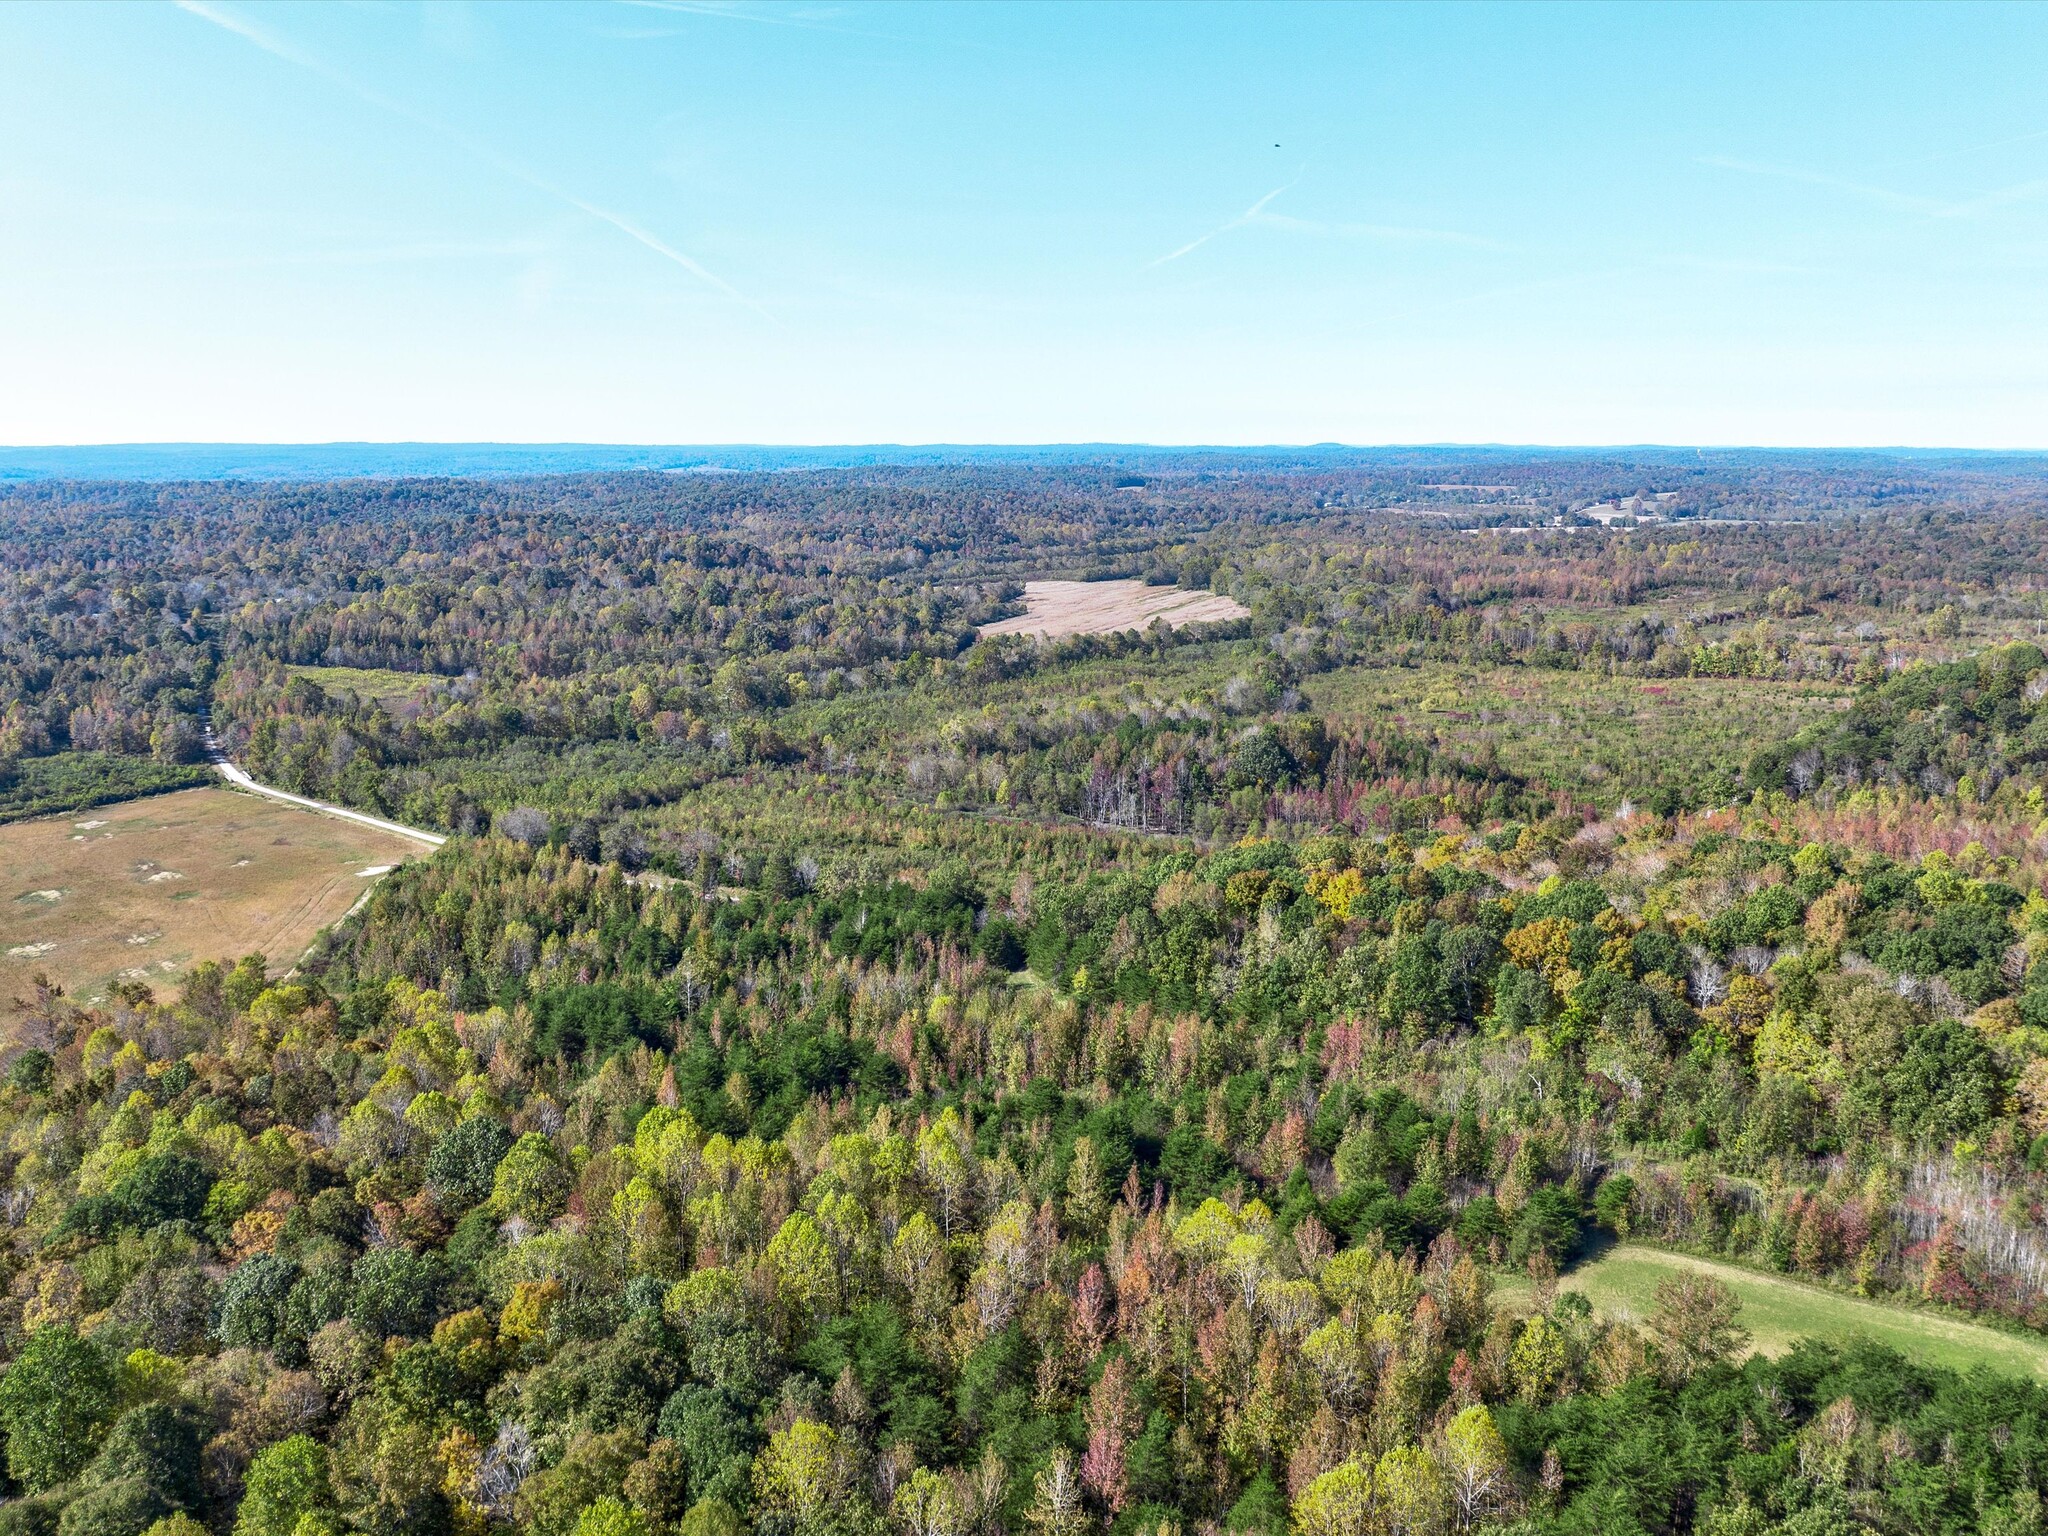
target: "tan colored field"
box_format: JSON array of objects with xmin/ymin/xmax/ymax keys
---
[
  {"xmin": 0, "ymin": 787, "xmax": 422, "ymax": 1006},
  {"xmin": 979, "ymin": 579, "xmax": 1250, "ymax": 639}
]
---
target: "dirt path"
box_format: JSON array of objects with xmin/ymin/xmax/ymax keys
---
[{"xmin": 203, "ymin": 725, "xmax": 445, "ymax": 847}]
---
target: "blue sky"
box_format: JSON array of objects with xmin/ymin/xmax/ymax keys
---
[{"xmin": 4, "ymin": 1, "xmax": 2047, "ymax": 446}]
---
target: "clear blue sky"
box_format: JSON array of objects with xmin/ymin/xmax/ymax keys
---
[{"xmin": 4, "ymin": 1, "xmax": 2047, "ymax": 447}]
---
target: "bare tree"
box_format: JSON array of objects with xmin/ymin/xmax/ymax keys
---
[{"xmin": 498, "ymin": 805, "xmax": 550, "ymax": 846}]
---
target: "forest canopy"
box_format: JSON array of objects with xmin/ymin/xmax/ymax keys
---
[{"xmin": 4, "ymin": 456, "xmax": 2048, "ymax": 1536}]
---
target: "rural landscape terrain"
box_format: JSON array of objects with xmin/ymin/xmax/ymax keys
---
[
  {"xmin": 0, "ymin": 788, "xmax": 424, "ymax": 1009},
  {"xmin": 2, "ymin": 448, "xmax": 2048, "ymax": 1536}
]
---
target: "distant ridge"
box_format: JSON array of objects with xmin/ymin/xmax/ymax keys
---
[{"xmin": 3, "ymin": 441, "xmax": 2045, "ymax": 482}]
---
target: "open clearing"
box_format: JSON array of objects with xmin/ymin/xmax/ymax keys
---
[
  {"xmin": 1498, "ymin": 1244, "xmax": 2048, "ymax": 1380},
  {"xmin": 286, "ymin": 664, "xmax": 444, "ymax": 710},
  {"xmin": 1306, "ymin": 663, "xmax": 1850, "ymax": 808},
  {"xmin": 979, "ymin": 579, "xmax": 1250, "ymax": 639},
  {"xmin": 0, "ymin": 787, "xmax": 423, "ymax": 1005}
]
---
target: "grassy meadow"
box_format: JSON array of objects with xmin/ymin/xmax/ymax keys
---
[
  {"xmin": 286, "ymin": 664, "xmax": 445, "ymax": 708},
  {"xmin": 1499, "ymin": 1244, "xmax": 2048, "ymax": 1381}
]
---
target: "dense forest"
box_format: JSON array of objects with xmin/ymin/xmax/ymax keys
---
[{"xmin": 5, "ymin": 457, "xmax": 2048, "ymax": 1536}]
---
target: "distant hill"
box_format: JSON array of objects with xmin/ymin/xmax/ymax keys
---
[{"xmin": 6, "ymin": 441, "xmax": 2048, "ymax": 482}]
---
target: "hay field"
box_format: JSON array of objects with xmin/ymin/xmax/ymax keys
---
[
  {"xmin": 979, "ymin": 579, "xmax": 1249, "ymax": 639},
  {"xmin": 1, "ymin": 787, "xmax": 422, "ymax": 1005}
]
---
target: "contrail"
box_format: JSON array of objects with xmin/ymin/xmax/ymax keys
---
[
  {"xmin": 1150, "ymin": 180, "xmax": 1297, "ymax": 268},
  {"xmin": 172, "ymin": 0, "xmax": 766, "ymax": 315},
  {"xmin": 1698, "ymin": 153, "xmax": 2048, "ymax": 222},
  {"xmin": 173, "ymin": 0, "xmax": 316, "ymax": 63},
  {"xmin": 1696, "ymin": 154, "xmax": 1949, "ymax": 216},
  {"xmin": 1887, "ymin": 125, "xmax": 2048, "ymax": 171}
]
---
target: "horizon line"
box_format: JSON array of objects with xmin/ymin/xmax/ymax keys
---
[{"xmin": 8, "ymin": 439, "xmax": 2048, "ymax": 456}]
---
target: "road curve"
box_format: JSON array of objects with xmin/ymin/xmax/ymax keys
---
[{"xmin": 203, "ymin": 726, "xmax": 446, "ymax": 847}]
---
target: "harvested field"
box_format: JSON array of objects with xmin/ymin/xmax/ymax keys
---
[
  {"xmin": 978, "ymin": 579, "xmax": 1249, "ymax": 639},
  {"xmin": 0, "ymin": 787, "xmax": 423, "ymax": 1006}
]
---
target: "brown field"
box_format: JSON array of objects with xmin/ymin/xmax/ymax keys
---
[
  {"xmin": 1, "ymin": 787, "xmax": 423, "ymax": 1006},
  {"xmin": 978, "ymin": 579, "xmax": 1250, "ymax": 639}
]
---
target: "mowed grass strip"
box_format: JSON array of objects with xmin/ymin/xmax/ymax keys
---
[
  {"xmin": 0, "ymin": 786, "xmax": 424, "ymax": 1006},
  {"xmin": 1498, "ymin": 1244, "xmax": 2048, "ymax": 1380}
]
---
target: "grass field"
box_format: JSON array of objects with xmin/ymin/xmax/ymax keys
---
[
  {"xmin": 287, "ymin": 664, "xmax": 443, "ymax": 708},
  {"xmin": 1305, "ymin": 663, "xmax": 1851, "ymax": 807},
  {"xmin": 0, "ymin": 787, "xmax": 424, "ymax": 1006},
  {"xmin": 1498, "ymin": 1244, "xmax": 2048, "ymax": 1380}
]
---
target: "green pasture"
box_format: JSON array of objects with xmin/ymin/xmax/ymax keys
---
[{"xmin": 1499, "ymin": 1244, "xmax": 2048, "ymax": 1380}]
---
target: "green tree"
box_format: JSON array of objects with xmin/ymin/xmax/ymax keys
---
[
  {"xmin": 891, "ymin": 1468, "xmax": 966, "ymax": 1536},
  {"xmin": 347, "ymin": 1248, "xmax": 446, "ymax": 1338},
  {"xmin": 1510, "ymin": 1315, "xmax": 1569, "ymax": 1403},
  {"xmin": 56, "ymin": 1480, "xmax": 173, "ymax": 1536},
  {"xmin": 617, "ymin": 1440, "xmax": 686, "ymax": 1527},
  {"xmin": 81, "ymin": 1404, "xmax": 202, "ymax": 1511},
  {"xmin": 1373, "ymin": 1444, "xmax": 1449, "ymax": 1536},
  {"xmin": 1441, "ymin": 1405, "xmax": 1513, "ymax": 1530},
  {"xmin": 234, "ymin": 1435, "xmax": 333, "ymax": 1536},
  {"xmin": 762, "ymin": 851, "xmax": 799, "ymax": 900},
  {"xmin": 0, "ymin": 1327, "xmax": 118, "ymax": 1490},
  {"xmin": 222, "ymin": 954, "xmax": 270, "ymax": 1014},
  {"xmin": 1648, "ymin": 1271, "xmax": 1749, "ymax": 1385},
  {"xmin": 214, "ymin": 1256, "xmax": 299, "ymax": 1352},
  {"xmin": 1291, "ymin": 1459, "xmax": 1373, "ymax": 1536},
  {"xmin": 426, "ymin": 1117, "xmax": 515, "ymax": 1207},
  {"xmin": 766, "ymin": 1212, "xmax": 839, "ymax": 1328},
  {"xmin": 1591, "ymin": 1175, "xmax": 1636, "ymax": 1238},
  {"xmin": 1063, "ymin": 1135, "xmax": 1109, "ymax": 1237},
  {"xmin": 657, "ymin": 1385, "xmax": 757, "ymax": 1505},
  {"xmin": 572, "ymin": 1498, "xmax": 649, "ymax": 1536},
  {"xmin": 753, "ymin": 1420, "xmax": 862, "ymax": 1536},
  {"xmin": 677, "ymin": 1502, "xmax": 744, "ymax": 1536},
  {"xmin": 8, "ymin": 1050, "xmax": 53, "ymax": 1094},
  {"xmin": 492, "ymin": 1133, "xmax": 573, "ymax": 1224}
]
